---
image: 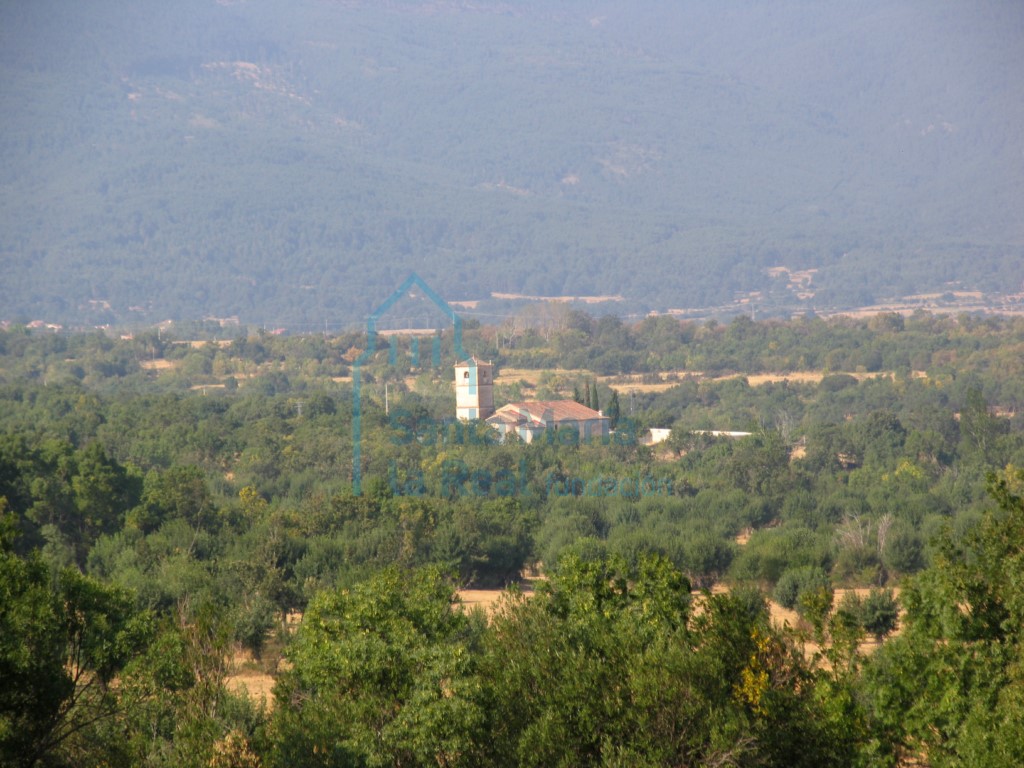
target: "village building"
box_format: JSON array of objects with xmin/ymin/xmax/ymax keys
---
[
  {"xmin": 487, "ymin": 400, "xmax": 610, "ymax": 443},
  {"xmin": 454, "ymin": 359, "xmax": 609, "ymax": 443}
]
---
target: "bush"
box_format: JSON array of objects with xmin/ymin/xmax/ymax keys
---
[
  {"xmin": 773, "ymin": 565, "xmax": 831, "ymax": 612},
  {"xmin": 859, "ymin": 588, "xmax": 899, "ymax": 641},
  {"xmin": 234, "ymin": 595, "xmax": 277, "ymax": 660}
]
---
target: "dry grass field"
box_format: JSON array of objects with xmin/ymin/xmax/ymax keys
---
[
  {"xmin": 225, "ymin": 650, "xmax": 279, "ymax": 708},
  {"xmin": 139, "ymin": 359, "xmax": 177, "ymax": 370},
  {"xmin": 492, "ymin": 367, "xmax": 905, "ymax": 396},
  {"xmin": 225, "ymin": 666, "xmax": 277, "ymax": 707}
]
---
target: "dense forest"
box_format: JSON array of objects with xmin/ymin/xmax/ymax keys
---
[
  {"xmin": 2, "ymin": 1, "xmax": 1023, "ymax": 326},
  {"xmin": 3, "ymin": 309, "xmax": 1024, "ymax": 765}
]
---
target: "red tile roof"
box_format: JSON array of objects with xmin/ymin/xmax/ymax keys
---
[{"xmin": 489, "ymin": 400, "xmax": 608, "ymax": 425}]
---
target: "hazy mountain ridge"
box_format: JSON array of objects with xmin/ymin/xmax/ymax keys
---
[{"xmin": 1, "ymin": 0, "xmax": 1022, "ymax": 327}]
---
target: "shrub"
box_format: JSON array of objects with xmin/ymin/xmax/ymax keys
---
[{"xmin": 773, "ymin": 565, "xmax": 831, "ymax": 612}]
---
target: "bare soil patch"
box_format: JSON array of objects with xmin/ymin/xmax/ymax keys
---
[
  {"xmin": 714, "ymin": 371, "xmax": 893, "ymax": 386},
  {"xmin": 457, "ymin": 575, "xmax": 544, "ymax": 615},
  {"xmin": 490, "ymin": 293, "xmax": 624, "ymax": 304},
  {"xmin": 603, "ymin": 372, "xmax": 697, "ymax": 393},
  {"xmin": 225, "ymin": 668, "xmax": 277, "ymax": 706},
  {"xmin": 457, "ymin": 588, "xmax": 514, "ymax": 613},
  {"xmin": 139, "ymin": 359, "xmax": 176, "ymax": 370},
  {"xmin": 225, "ymin": 648, "xmax": 278, "ymax": 709},
  {"xmin": 377, "ymin": 328, "xmax": 438, "ymax": 336}
]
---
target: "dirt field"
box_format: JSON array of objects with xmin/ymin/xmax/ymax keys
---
[
  {"xmin": 714, "ymin": 371, "xmax": 897, "ymax": 386},
  {"xmin": 458, "ymin": 573, "xmax": 545, "ymax": 614},
  {"xmin": 225, "ymin": 667, "xmax": 277, "ymax": 706},
  {"xmin": 457, "ymin": 587, "xmax": 522, "ymax": 614},
  {"xmin": 139, "ymin": 359, "xmax": 177, "ymax": 370},
  {"xmin": 493, "ymin": 367, "xmax": 906, "ymax": 395},
  {"xmin": 490, "ymin": 293, "xmax": 625, "ymax": 304},
  {"xmin": 224, "ymin": 649, "xmax": 278, "ymax": 708}
]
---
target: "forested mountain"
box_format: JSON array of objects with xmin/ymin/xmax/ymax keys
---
[{"xmin": 2, "ymin": 1, "xmax": 1022, "ymax": 327}]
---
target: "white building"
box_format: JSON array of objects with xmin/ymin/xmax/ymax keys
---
[
  {"xmin": 486, "ymin": 400, "xmax": 610, "ymax": 444},
  {"xmin": 454, "ymin": 357, "xmax": 495, "ymax": 420},
  {"xmin": 454, "ymin": 359, "xmax": 609, "ymax": 442}
]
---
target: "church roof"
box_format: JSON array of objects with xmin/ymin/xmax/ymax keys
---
[
  {"xmin": 454, "ymin": 356, "xmax": 492, "ymax": 367},
  {"xmin": 487, "ymin": 400, "xmax": 607, "ymax": 426}
]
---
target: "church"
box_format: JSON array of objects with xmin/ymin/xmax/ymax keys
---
[{"xmin": 455, "ymin": 358, "xmax": 610, "ymax": 443}]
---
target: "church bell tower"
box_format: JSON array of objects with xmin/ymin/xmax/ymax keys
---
[{"xmin": 454, "ymin": 357, "xmax": 494, "ymax": 420}]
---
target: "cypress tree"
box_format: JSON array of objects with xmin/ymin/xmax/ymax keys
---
[
  {"xmin": 607, "ymin": 390, "xmax": 620, "ymax": 428},
  {"xmin": 590, "ymin": 381, "xmax": 600, "ymax": 413}
]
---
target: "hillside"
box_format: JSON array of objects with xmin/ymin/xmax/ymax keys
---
[{"xmin": 1, "ymin": 0, "xmax": 1022, "ymax": 327}]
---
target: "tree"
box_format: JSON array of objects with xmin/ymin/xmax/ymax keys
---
[
  {"xmin": 97, "ymin": 597, "xmax": 265, "ymax": 768},
  {"xmin": 481, "ymin": 553, "xmax": 864, "ymax": 767},
  {"xmin": 0, "ymin": 542, "xmax": 152, "ymax": 768},
  {"xmin": 128, "ymin": 465, "xmax": 216, "ymax": 537},
  {"xmin": 859, "ymin": 588, "xmax": 899, "ymax": 642},
  {"xmin": 589, "ymin": 380, "xmax": 600, "ymax": 413},
  {"xmin": 480, "ymin": 554, "xmax": 693, "ymax": 766},
  {"xmin": 773, "ymin": 565, "xmax": 830, "ymax": 612},
  {"xmin": 958, "ymin": 387, "xmax": 1005, "ymax": 464},
  {"xmin": 268, "ymin": 567, "xmax": 487, "ymax": 768},
  {"xmin": 606, "ymin": 389, "xmax": 620, "ymax": 429},
  {"xmin": 861, "ymin": 468, "xmax": 1024, "ymax": 766}
]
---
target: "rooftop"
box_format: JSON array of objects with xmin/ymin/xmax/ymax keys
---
[{"xmin": 489, "ymin": 400, "xmax": 607, "ymax": 425}]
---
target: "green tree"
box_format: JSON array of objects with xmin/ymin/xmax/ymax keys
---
[
  {"xmin": 606, "ymin": 389, "xmax": 620, "ymax": 429},
  {"xmin": 482, "ymin": 553, "xmax": 865, "ymax": 766},
  {"xmin": 268, "ymin": 567, "xmax": 486, "ymax": 768},
  {"xmin": 859, "ymin": 588, "xmax": 899, "ymax": 642},
  {"xmin": 861, "ymin": 468, "xmax": 1024, "ymax": 766},
  {"xmin": 773, "ymin": 565, "xmax": 830, "ymax": 613},
  {"xmin": 111, "ymin": 602, "xmax": 264, "ymax": 768},
  {"xmin": 0, "ymin": 541, "xmax": 152, "ymax": 768},
  {"xmin": 128, "ymin": 465, "xmax": 216, "ymax": 537}
]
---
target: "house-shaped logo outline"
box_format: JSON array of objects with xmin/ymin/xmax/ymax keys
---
[{"xmin": 351, "ymin": 272, "xmax": 472, "ymax": 495}]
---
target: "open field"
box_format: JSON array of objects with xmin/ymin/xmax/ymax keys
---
[
  {"xmin": 225, "ymin": 645, "xmax": 280, "ymax": 709},
  {"xmin": 494, "ymin": 367, "xmax": 910, "ymax": 395},
  {"xmin": 225, "ymin": 666, "xmax": 277, "ymax": 707},
  {"xmin": 490, "ymin": 293, "xmax": 625, "ymax": 304},
  {"xmin": 819, "ymin": 294, "xmax": 1024, "ymax": 319},
  {"xmin": 139, "ymin": 359, "xmax": 177, "ymax": 370},
  {"xmin": 714, "ymin": 371, "xmax": 895, "ymax": 386}
]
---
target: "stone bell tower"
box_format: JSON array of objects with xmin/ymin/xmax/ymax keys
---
[{"xmin": 454, "ymin": 357, "xmax": 494, "ymax": 420}]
